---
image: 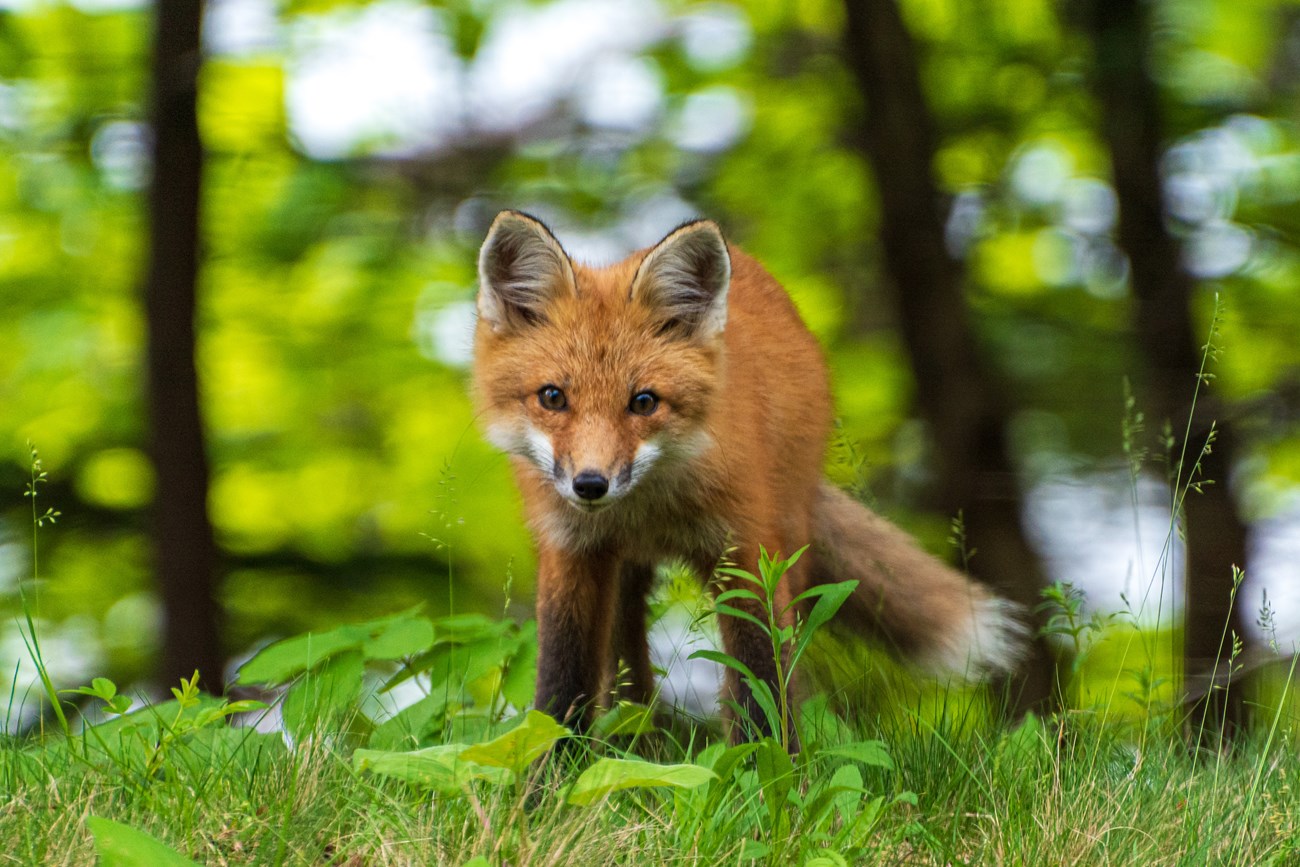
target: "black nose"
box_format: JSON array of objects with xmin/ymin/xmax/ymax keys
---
[{"xmin": 572, "ymin": 471, "xmax": 609, "ymax": 501}]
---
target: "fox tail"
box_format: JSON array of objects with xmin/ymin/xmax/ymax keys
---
[{"xmin": 808, "ymin": 482, "xmax": 1027, "ymax": 678}]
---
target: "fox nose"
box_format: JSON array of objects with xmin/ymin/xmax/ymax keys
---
[{"xmin": 572, "ymin": 471, "xmax": 609, "ymax": 501}]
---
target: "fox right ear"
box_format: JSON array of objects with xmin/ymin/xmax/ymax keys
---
[
  {"xmin": 630, "ymin": 220, "xmax": 731, "ymax": 341},
  {"xmin": 477, "ymin": 211, "xmax": 577, "ymax": 332}
]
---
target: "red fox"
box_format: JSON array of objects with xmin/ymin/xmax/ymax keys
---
[{"xmin": 472, "ymin": 210, "xmax": 1025, "ymax": 738}]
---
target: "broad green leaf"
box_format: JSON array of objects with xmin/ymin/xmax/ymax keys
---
[
  {"xmin": 567, "ymin": 758, "xmax": 716, "ymax": 806},
  {"xmin": 697, "ymin": 741, "xmax": 762, "ymax": 819},
  {"xmin": 431, "ymin": 613, "xmax": 513, "ymax": 644},
  {"xmin": 804, "ymin": 854, "xmax": 850, "ymax": 867},
  {"xmin": 222, "ymin": 699, "xmax": 269, "ymax": 715},
  {"xmin": 280, "ymin": 650, "xmax": 364, "ymax": 739},
  {"xmin": 353, "ymin": 745, "xmax": 511, "ymax": 793},
  {"xmin": 364, "ymin": 615, "xmax": 437, "ymax": 661},
  {"xmin": 384, "ymin": 633, "xmax": 519, "ymax": 695},
  {"xmin": 499, "ymin": 621, "xmax": 538, "ymax": 709},
  {"xmin": 63, "ymin": 677, "xmax": 118, "ymax": 700},
  {"xmin": 715, "ymin": 565, "xmax": 760, "ymax": 583},
  {"xmin": 238, "ymin": 631, "xmax": 359, "ymax": 686},
  {"xmin": 822, "ymin": 740, "xmax": 894, "ymax": 771},
  {"xmin": 87, "ymin": 818, "xmax": 199, "ymax": 867},
  {"xmin": 754, "ymin": 737, "xmax": 795, "ymax": 828},
  {"xmin": 368, "ymin": 692, "xmax": 449, "ymax": 751},
  {"xmin": 459, "ymin": 710, "xmax": 568, "ymax": 775},
  {"xmin": 847, "ymin": 795, "xmax": 888, "ymax": 844},
  {"xmin": 105, "ymin": 695, "xmax": 133, "ymax": 715},
  {"xmin": 829, "ymin": 763, "xmax": 865, "ymax": 825},
  {"xmin": 237, "ymin": 608, "xmax": 433, "ymax": 685}
]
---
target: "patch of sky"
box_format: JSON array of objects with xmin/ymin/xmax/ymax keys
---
[
  {"xmin": 415, "ymin": 294, "xmax": 476, "ymax": 370},
  {"xmin": 1025, "ymin": 470, "xmax": 1300, "ymax": 644},
  {"xmin": 465, "ymin": 0, "xmax": 668, "ymax": 135},
  {"xmin": 1010, "ymin": 141, "xmax": 1072, "ymax": 208},
  {"xmin": 90, "ymin": 121, "xmax": 150, "ymax": 191},
  {"xmin": 205, "ymin": 0, "xmax": 282, "ymax": 56},
  {"xmin": 2, "ymin": 614, "xmax": 104, "ymax": 731},
  {"xmin": 1025, "ymin": 470, "xmax": 1184, "ymax": 627},
  {"xmin": 285, "ymin": 0, "xmax": 464, "ymax": 158},
  {"xmin": 677, "ymin": 4, "xmax": 751, "ymax": 71},
  {"xmin": 944, "ymin": 189, "xmax": 986, "ymax": 257},
  {"xmin": 669, "ymin": 86, "xmax": 751, "ymax": 153},
  {"xmin": 1247, "ymin": 491, "xmax": 1300, "ymax": 648}
]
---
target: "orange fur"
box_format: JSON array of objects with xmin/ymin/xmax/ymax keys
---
[{"xmin": 472, "ymin": 212, "xmax": 1025, "ymax": 742}]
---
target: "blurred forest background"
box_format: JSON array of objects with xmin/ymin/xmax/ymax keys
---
[{"xmin": 2, "ymin": 0, "xmax": 1299, "ymax": 732}]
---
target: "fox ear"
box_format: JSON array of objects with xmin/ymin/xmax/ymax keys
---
[
  {"xmin": 630, "ymin": 220, "xmax": 730, "ymax": 340},
  {"xmin": 477, "ymin": 210, "xmax": 577, "ymax": 332}
]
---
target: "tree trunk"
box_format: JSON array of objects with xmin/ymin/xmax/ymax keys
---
[
  {"xmin": 1081, "ymin": 0, "xmax": 1250, "ymax": 740},
  {"xmin": 144, "ymin": 0, "xmax": 223, "ymax": 691},
  {"xmin": 841, "ymin": 0, "xmax": 1057, "ymax": 715}
]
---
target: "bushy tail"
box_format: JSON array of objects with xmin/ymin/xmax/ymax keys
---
[{"xmin": 808, "ymin": 482, "xmax": 1027, "ymax": 679}]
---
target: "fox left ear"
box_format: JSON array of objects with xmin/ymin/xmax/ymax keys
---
[
  {"xmin": 630, "ymin": 220, "xmax": 731, "ymax": 340},
  {"xmin": 477, "ymin": 210, "xmax": 577, "ymax": 332}
]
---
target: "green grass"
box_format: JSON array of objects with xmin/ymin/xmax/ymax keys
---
[{"xmin": 3, "ymin": 601, "xmax": 1298, "ymax": 867}]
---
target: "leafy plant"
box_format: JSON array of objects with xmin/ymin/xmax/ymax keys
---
[{"xmin": 692, "ymin": 546, "xmax": 857, "ymax": 751}]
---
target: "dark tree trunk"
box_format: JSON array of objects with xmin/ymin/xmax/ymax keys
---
[
  {"xmin": 144, "ymin": 0, "xmax": 223, "ymax": 691},
  {"xmin": 841, "ymin": 0, "xmax": 1057, "ymax": 715},
  {"xmin": 1081, "ymin": 0, "xmax": 1250, "ymax": 740}
]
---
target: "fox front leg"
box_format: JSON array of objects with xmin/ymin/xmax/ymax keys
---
[
  {"xmin": 533, "ymin": 545, "xmax": 619, "ymax": 731},
  {"xmin": 612, "ymin": 561, "xmax": 657, "ymax": 705}
]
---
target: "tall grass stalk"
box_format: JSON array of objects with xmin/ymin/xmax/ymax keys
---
[
  {"xmin": 1101, "ymin": 295, "xmax": 1245, "ymax": 749},
  {"xmin": 16, "ymin": 442, "xmax": 68, "ymax": 737}
]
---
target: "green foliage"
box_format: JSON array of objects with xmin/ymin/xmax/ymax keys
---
[
  {"xmin": 63, "ymin": 676, "xmax": 134, "ymax": 716},
  {"xmin": 49, "ymin": 670, "xmax": 270, "ymax": 784},
  {"xmin": 2, "ymin": 600, "xmax": 1298, "ymax": 863},
  {"xmin": 695, "ymin": 546, "xmax": 856, "ymax": 750}
]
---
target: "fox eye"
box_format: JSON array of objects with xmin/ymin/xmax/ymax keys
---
[
  {"xmin": 629, "ymin": 391, "xmax": 659, "ymax": 416},
  {"xmin": 538, "ymin": 385, "xmax": 567, "ymax": 411}
]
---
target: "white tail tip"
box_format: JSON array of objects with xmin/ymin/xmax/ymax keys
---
[{"xmin": 922, "ymin": 596, "xmax": 1029, "ymax": 680}]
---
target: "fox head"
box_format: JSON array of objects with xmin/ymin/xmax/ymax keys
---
[{"xmin": 472, "ymin": 210, "xmax": 730, "ymax": 514}]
